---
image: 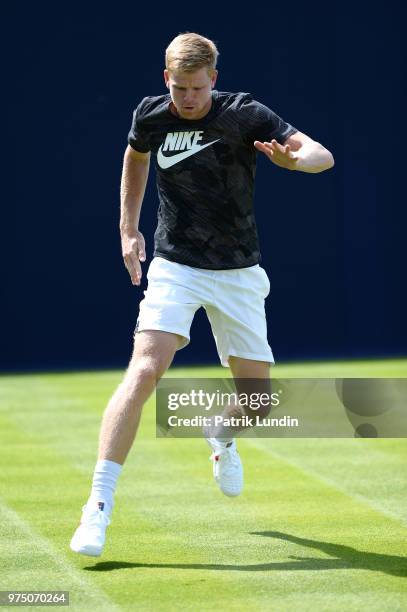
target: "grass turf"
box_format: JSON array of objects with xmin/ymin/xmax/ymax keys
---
[{"xmin": 0, "ymin": 359, "xmax": 406, "ymax": 611}]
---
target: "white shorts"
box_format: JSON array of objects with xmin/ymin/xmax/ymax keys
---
[{"xmin": 135, "ymin": 256, "xmax": 274, "ymax": 367}]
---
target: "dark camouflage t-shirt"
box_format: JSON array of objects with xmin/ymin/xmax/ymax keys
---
[{"xmin": 128, "ymin": 90, "xmax": 296, "ymax": 269}]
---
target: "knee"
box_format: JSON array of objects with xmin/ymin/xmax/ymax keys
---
[
  {"xmin": 133, "ymin": 356, "xmax": 162, "ymax": 382},
  {"xmin": 236, "ymin": 380, "xmax": 273, "ymax": 421},
  {"xmin": 123, "ymin": 356, "xmax": 163, "ymax": 394}
]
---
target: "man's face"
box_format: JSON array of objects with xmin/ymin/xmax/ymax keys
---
[{"xmin": 164, "ymin": 67, "xmax": 218, "ymax": 120}]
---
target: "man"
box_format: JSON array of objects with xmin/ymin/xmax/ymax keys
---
[{"xmin": 70, "ymin": 32, "xmax": 334, "ymax": 557}]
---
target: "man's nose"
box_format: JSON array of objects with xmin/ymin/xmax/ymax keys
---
[{"xmin": 183, "ymin": 90, "xmax": 195, "ymax": 103}]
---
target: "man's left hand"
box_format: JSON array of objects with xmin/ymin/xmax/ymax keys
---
[{"xmin": 254, "ymin": 139, "xmax": 299, "ymax": 170}]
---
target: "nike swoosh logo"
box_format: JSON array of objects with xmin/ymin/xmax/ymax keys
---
[{"xmin": 157, "ymin": 139, "xmax": 220, "ymax": 169}]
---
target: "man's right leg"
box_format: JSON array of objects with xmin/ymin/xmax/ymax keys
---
[
  {"xmin": 70, "ymin": 330, "xmax": 183, "ymax": 556},
  {"xmin": 97, "ymin": 329, "xmax": 182, "ymax": 465}
]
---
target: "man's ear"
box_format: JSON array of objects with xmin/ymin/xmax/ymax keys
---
[
  {"xmin": 211, "ymin": 69, "xmax": 218, "ymax": 88},
  {"xmin": 163, "ymin": 68, "xmax": 170, "ymax": 88}
]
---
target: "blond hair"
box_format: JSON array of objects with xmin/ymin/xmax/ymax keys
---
[{"xmin": 165, "ymin": 32, "xmax": 219, "ymax": 74}]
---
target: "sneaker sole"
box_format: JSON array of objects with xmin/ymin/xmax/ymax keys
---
[
  {"xmin": 70, "ymin": 539, "xmax": 103, "ymax": 557},
  {"xmin": 220, "ymin": 487, "xmax": 242, "ymax": 497}
]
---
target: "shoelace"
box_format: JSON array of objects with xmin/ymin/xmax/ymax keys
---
[{"xmin": 81, "ymin": 505, "xmax": 110, "ymax": 528}]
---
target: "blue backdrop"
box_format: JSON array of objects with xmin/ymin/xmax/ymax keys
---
[{"xmin": 3, "ymin": 3, "xmax": 406, "ymax": 370}]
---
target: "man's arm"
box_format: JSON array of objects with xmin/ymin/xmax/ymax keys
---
[
  {"xmin": 120, "ymin": 145, "xmax": 150, "ymax": 286},
  {"xmin": 254, "ymin": 131, "xmax": 334, "ymax": 174}
]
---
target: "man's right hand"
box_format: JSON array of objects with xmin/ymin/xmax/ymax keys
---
[{"xmin": 121, "ymin": 230, "xmax": 146, "ymax": 286}]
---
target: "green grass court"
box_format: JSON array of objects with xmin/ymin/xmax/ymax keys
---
[{"xmin": 0, "ymin": 359, "xmax": 406, "ymax": 611}]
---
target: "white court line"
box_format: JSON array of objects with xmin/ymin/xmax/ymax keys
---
[
  {"xmin": 0, "ymin": 497, "xmax": 121, "ymax": 610},
  {"xmin": 245, "ymin": 439, "xmax": 407, "ymax": 529}
]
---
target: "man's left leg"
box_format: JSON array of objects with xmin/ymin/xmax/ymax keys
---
[
  {"xmin": 203, "ymin": 263, "xmax": 273, "ymax": 496},
  {"xmin": 206, "ymin": 356, "xmax": 271, "ymax": 497},
  {"xmin": 229, "ymin": 356, "xmax": 270, "ymax": 379},
  {"xmin": 227, "ymin": 355, "xmax": 271, "ymax": 418}
]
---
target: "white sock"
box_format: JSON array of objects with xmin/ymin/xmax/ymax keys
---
[
  {"xmin": 213, "ymin": 438, "xmax": 234, "ymax": 447},
  {"xmin": 88, "ymin": 459, "xmax": 122, "ymax": 513},
  {"xmin": 205, "ymin": 416, "xmax": 234, "ymax": 443}
]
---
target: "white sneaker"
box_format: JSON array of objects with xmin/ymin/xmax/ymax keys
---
[
  {"xmin": 207, "ymin": 438, "xmax": 243, "ymax": 497},
  {"xmin": 70, "ymin": 501, "xmax": 111, "ymax": 557}
]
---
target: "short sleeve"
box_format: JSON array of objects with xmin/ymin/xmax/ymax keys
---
[
  {"xmin": 242, "ymin": 99, "xmax": 297, "ymax": 145},
  {"xmin": 127, "ymin": 101, "xmax": 151, "ymax": 153}
]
